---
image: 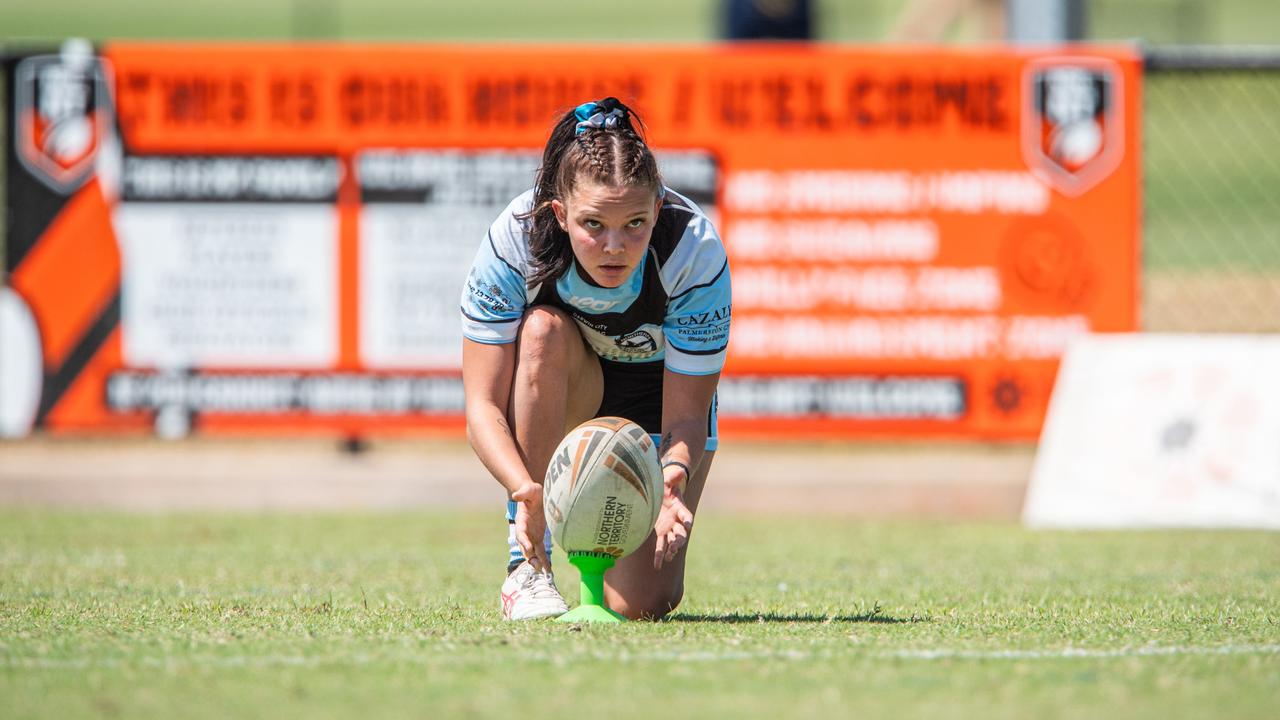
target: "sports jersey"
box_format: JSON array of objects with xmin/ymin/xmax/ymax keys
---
[{"xmin": 460, "ymin": 187, "xmax": 731, "ymax": 376}]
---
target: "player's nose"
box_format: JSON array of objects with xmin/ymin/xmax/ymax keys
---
[{"xmin": 601, "ymin": 231, "xmax": 626, "ymax": 254}]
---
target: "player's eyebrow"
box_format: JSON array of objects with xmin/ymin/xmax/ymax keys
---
[{"xmin": 574, "ymin": 205, "xmax": 652, "ymax": 219}]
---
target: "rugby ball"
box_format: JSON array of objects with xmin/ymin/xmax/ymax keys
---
[{"xmin": 543, "ymin": 417, "xmax": 663, "ymax": 558}]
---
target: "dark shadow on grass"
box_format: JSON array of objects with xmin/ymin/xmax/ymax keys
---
[{"xmin": 666, "ymin": 606, "xmax": 928, "ymax": 624}]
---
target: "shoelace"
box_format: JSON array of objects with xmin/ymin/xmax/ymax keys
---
[{"xmin": 519, "ymin": 569, "xmax": 563, "ymax": 601}]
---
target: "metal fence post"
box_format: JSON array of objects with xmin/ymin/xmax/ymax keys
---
[{"xmin": 1007, "ymin": 0, "xmax": 1086, "ymax": 42}]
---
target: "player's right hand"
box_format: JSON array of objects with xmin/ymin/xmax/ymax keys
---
[
  {"xmin": 511, "ymin": 481, "xmax": 549, "ymax": 572},
  {"xmin": 653, "ymin": 483, "xmax": 694, "ymax": 571}
]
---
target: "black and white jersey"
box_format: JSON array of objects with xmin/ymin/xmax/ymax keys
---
[{"xmin": 461, "ymin": 187, "xmax": 731, "ymax": 376}]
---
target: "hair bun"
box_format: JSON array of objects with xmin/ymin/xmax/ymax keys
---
[
  {"xmin": 573, "ymin": 99, "xmax": 628, "ymax": 136},
  {"xmin": 596, "ymin": 96, "xmax": 624, "ymax": 114}
]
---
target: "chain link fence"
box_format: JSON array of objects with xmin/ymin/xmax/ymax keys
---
[{"xmin": 1143, "ymin": 46, "xmax": 1280, "ymax": 332}]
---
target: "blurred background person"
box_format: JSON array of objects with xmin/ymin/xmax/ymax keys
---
[{"xmin": 723, "ymin": 0, "xmax": 813, "ymax": 40}]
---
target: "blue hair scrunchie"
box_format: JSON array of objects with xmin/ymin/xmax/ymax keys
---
[{"xmin": 574, "ymin": 101, "xmax": 626, "ymax": 135}]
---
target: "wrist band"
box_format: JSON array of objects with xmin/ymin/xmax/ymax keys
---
[{"xmin": 661, "ymin": 460, "xmax": 692, "ymax": 483}]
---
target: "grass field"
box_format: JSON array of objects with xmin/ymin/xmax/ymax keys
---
[
  {"xmin": 3, "ymin": 511, "xmax": 1277, "ymax": 719},
  {"xmin": 1145, "ymin": 73, "xmax": 1280, "ymax": 271}
]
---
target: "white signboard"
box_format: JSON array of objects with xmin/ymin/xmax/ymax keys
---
[
  {"xmin": 359, "ymin": 206, "xmax": 485, "ymax": 368},
  {"xmin": 115, "ymin": 203, "xmax": 339, "ymax": 368},
  {"xmin": 0, "ymin": 287, "xmax": 43, "ymax": 438},
  {"xmin": 1024, "ymin": 334, "xmax": 1280, "ymax": 529},
  {"xmin": 356, "ymin": 149, "xmax": 540, "ymax": 369}
]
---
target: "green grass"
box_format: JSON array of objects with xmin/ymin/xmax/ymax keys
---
[
  {"xmin": 0, "ymin": 0, "xmax": 907, "ymax": 44},
  {"xmin": 1145, "ymin": 73, "xmax": 1280, "ymax": 270},
  {"xmin": 2, "ymin": 511, "xmax": 1278, "ymax": 719},
  {"xmin": 0, "ymin": 0, "xmax": 720, "ymax": 44}
]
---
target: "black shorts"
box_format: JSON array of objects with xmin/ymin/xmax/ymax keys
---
[{"xmin": 594, "ymin": 359, "xmax": 719, "ymax": 451}]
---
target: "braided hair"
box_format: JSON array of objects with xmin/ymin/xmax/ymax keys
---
[{"xmin": 521, "ymin": 97, "xmax": 664, "ymax": 288}]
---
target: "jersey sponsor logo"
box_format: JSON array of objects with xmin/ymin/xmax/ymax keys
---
[
  {"xmin": 572, "ymin": 314, "xmax": 612, "ymax": 335},
  {"xmin": 574, "ymin": 320, "xmax": 664, "ymax": 362},
  {"xmin": 14, "ymin": 41, "xmax": 115, "ymax": 195},
  {"xmin": 616, "ymin": 330, "xmax": 658, "ymax": 354},
  {"xmin": 675, "ymin": 305, "xmax": 731, "ymax": 327},
  {"xmin": 465, "ymin": 275, "xmax": 516, "ymax": 313},
  {"xmin": 674, "ymin": 326, "xmax": 729, "ymax": 348},
  {"xmin": 569, "ymin": 295, "xmax": 622, "ymax": 312},
  {"xmin": 1022, "ymin": 57, "xmax": 1124, "ymax": 196}
]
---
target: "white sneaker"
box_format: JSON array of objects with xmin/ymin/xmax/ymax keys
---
[{"xmin": 500, "ymin": 561, "xmax": 569, "ymax": 620}]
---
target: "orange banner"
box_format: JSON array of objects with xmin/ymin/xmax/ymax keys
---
[{"xmin": 2, "ymin": 43, "xmax": 1141, "ymax": 440}]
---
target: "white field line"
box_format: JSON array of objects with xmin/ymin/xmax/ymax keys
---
[
  {"xmin": 5, "ymin": 643, "xmax": 1280, "ymax": 670},
  {"xmin": 876, "ymin": 644, "xmax": 1280, "ymax": 661}
]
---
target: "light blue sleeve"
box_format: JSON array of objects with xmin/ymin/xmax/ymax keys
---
[
  {"xmin": 663, "ymin": 240, "xmax": 731, "ymax": 376},
  {"xmin": 460, "ymin": 230, "xmax": 528, "ymax": 345}
]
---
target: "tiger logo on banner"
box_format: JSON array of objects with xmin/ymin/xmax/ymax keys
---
[
  {"xmin": 1022, "ymin": 57, "xmax": 1125, "ymax": 197},
  {"xmin": 13, "ymin": 39, "xmax": 115, "ymax": 195}
]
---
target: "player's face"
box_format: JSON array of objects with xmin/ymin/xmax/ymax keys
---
[{"xmin": 552, "ymin": 181, "xmax": 661, "ymax": 288}]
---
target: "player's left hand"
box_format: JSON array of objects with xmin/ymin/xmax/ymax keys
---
[
  {"xmin": 511, "ymin": 481, "xmax": 550, "ymax": 573},
  {"xmin": 653, "ymin": 482, "xmax": 694, "ymax": 570}
]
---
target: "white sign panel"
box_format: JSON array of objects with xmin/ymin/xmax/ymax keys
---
[
  {"xmin": 0, "ymin": 287, "xmax": 43, "ymax": 438},
  {"xmin": 359, "ymin": 206, "xmax": 485, "ymax": 369},
  {"xmin": 115, "ymin": 203, "xmax": 339, "ymax": 368},
  {"xmin": 1025, "ymin": 334, "xmax": 1280, "ymax": 529},
  {"xmin": 356, "ymin": 149, "xmax": 540, "ymax": 369}
]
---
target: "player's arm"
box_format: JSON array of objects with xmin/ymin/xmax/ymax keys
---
[
  {"xmin": 658, "ymin": 369, "xmax": 719, "ymax": 493},
  {"xmin": 654, "ymin": 211, "xmax": 731, "ymax": 567},
  {"xmin": 651, "ymin": 368, "xmax": 718, "ymax": 569},
  {"xmin": 463, "ymin": 335, "xmax": 551, "ymax": 571},
  {"xmin": 459, "ymin": 207, "xmax": 535, "ymax": 496},
  {"xmin": 462, "ymin": 337, "xmax": 533, "ymax": 496}
]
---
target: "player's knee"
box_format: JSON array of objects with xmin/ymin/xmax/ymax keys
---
[{"xmin": 518, "ymin": 307, "xmax": 575, "ymax": 362}]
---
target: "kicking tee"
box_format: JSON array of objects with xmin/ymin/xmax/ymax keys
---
[{"xmin": 460, "ymin": 188, "xmax": 731, "ymax": 376}]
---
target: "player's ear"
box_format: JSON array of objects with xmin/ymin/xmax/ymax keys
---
[{"xmin": 551, "ymin": 198, "xmax": 568, "ymax": 230}]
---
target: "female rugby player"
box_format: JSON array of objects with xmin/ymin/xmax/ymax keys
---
[{"xmin": 460, "ymin": 97, "xmax": 731, "ymax": 620}]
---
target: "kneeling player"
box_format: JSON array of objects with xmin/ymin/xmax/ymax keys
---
[{"xmin": 460, "ymin": 97, "xmax": 731, "ymax": 620}]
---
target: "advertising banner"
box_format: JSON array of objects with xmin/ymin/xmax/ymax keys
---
[
  {"xmin": 2, "ymin": 42, "xmax": 1142, "ymax": 439},
  {"xmin": 1026, "ymin": 335, "xmax": 1280, "ymax": 529}
]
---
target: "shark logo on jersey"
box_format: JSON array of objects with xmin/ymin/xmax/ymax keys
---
[
  {"xmin": 616, "ymin": 330, "xmax": 658, "ymax": 354},
  {"xmin": 573, "ymin": 320, "xmax": 663, "ymax": 362}
]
